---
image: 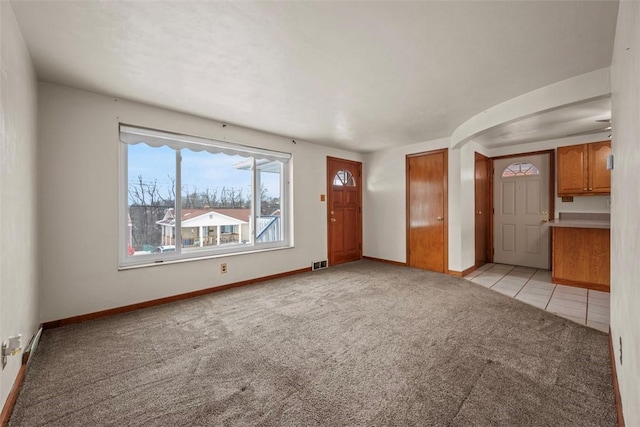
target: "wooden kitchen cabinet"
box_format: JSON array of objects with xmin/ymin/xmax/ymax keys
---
[
  {"xmin": 552, "ymin": 227, "xmax": 610, "ymax": 292},
  {"xmin": 557, "ymin": 140, "xmax": 611, "ymax": 196},
  {"xmin": 588, "ymin": 141, "xmax": 612, "ymax": 194}
]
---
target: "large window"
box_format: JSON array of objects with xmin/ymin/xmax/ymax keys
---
[{"xmin": 120, "ymin": 125, "xmax": 291, "ymax": 267}]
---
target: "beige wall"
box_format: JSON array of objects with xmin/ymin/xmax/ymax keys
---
[
  {"xmin": 37, "ymin": 82, "xmax": 361, "ymax": 321},
  {"xmin": 0, "ymin": 2, "xmax": 40, "ymax": 409},
  {"xmin": 610, "ymin": 1, "xmax": 640, "ymax": 424}
]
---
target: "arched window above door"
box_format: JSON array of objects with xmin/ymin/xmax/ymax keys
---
[
  {"xmin": 501, "ymin": 162, "xmax": 540, "ymax": 177},
  {"xmin": 333, "ymin": 170, "xmax": 356, "ymax": 186}
]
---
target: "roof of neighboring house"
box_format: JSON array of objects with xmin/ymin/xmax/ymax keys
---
[
  {"xmin": 211, "ymin": 209, "xmax": 251, "ymax": 222},
  {"xmin": 156, "ymin": 208, "xmax": 250, "ymax": 227}
]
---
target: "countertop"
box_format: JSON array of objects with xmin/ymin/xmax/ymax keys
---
[{"xmin": 547, "ymin": 212, "xmax": 610, "ymax": 229}]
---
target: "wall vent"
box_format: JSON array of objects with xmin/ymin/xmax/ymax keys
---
[{"xmin": 312, "ymin": 260, "xmax": 328, "ymax": 271}]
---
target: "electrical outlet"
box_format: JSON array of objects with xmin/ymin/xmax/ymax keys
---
[
  {"xmin": 1, "ymin": 335, "xmax": 22, "ymax": 370},
  {"xmin": 221, "ymin": 263, "xmax": 227, "ymax": 274}
]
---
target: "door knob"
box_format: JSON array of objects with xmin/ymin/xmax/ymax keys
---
[
  {"xmin": 437, "ymin": 216, "xmax": 443, "ymax": 221},
  {"xmin": 330, "ymin": 218, "xmax": 336, "ymax": 222},
  {"xmin": 477, "ymin": 211, "xmax": 482, "ymax": 215},
  {"xmin": 540, "ymin": 210, "xmax": 549, "ymax": 224}
]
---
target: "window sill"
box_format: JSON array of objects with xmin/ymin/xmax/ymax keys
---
[{"xmin": 118, "ymin": 244, "xmax": 294, "ymax": 271}]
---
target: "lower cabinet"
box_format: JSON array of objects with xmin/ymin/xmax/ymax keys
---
[{"xmin": 552, "ymin": 227, "xmax": 610, "ymax": 292}]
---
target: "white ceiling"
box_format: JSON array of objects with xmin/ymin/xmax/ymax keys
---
[
  {"xmin": 473, "ymin": 96, "xmax": 612, "ymax": 148},
  {"xmin": 10, "ymin": 1, "xmax": 618, "ymax": 153}
]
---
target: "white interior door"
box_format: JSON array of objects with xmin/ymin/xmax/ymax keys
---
[{"xmin": 494, "ymin": 154, "xmax": 550, "ymax": 269}]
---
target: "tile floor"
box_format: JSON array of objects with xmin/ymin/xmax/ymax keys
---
[{"xmin": 465, "ymin": 263, "xmax": 610, "ymax": 333}]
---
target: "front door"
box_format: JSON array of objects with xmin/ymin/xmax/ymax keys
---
[
  {"xmin": 327, "ymin": 157, "xmax": 362, "ymax": 266},
  {"xmin": 407, "ymin": 149, "xmax": 448, "ymax": 273},
  {"xmin": 475, "ymin": 152, "xmax": 490, "ymax": 266},
  {"xmin": 493, "ymin": 154, "xmax": 550, "ymax": 269}
]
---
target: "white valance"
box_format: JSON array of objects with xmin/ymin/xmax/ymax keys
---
[{"xmin": 120, "ymin": 125, "xmax": 291, "ymax": 163}]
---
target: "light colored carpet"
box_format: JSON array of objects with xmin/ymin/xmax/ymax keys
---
[{"xmin": 9, "ymin": 260, "xmax": 616, "ymax": 426}]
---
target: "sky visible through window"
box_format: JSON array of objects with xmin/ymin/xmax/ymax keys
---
[{"xmin": 127, "ymin": 144, "xmax": 280, "ymax": 205}]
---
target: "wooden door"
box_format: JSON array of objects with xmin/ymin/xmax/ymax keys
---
[
  {"xmin": 475, "ymin": 152, "xmax": 490, "ymax": 266},
  {"xmin": 557, "ymin": 144, "xmax": 587, "ymax": 195},
  {"xmin": 407, "ymin": 149, "xmax": 448, "ymax": 273},
  {"xmin": 327, "ymin": 157, "xmax": 362, "ymax": 266},
  {"xmin": 494, "ymin": 154, "xmax": 550, "ymax": 269},
  {"xmin": 588, "ymin": 141, "xmax": 612, "ymax": 194}
]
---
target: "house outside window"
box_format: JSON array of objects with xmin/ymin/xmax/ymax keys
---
[{"xmin": 120, "ymin": 125, "xmax": 291, "ymax": 267}]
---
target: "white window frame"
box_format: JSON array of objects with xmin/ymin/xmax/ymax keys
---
[{"xmin": 119, "ymin": 124, "xmax": 292, "ymax": 269}]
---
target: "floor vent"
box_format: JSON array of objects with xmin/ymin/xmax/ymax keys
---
[{"xmin": 312, "ymin": 260, "xmax": 328, "ymax": 271}]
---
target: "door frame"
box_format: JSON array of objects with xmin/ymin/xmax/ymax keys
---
[
  {"xmin": 326, "ymin": 156, "xmax": 363, "ymax": 266},
  {"xmin": 474, "ymin": 152, "xmax": 490, "ymax": 268},
  {"xmin": 488, "ymin": 149, "xmax": 555, "ymax": 268},
  {"xmin": 405, "ymin": 148, "xmax": 448, "ymax": 272}
]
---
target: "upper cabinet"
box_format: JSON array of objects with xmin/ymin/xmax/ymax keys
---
[
  {"xmin": 587, "ymin": 141, "xmax": 612, "ymax": 194},
  {"xmin": 557, "ymin": 140, "xmax": 611, "ymax": 196}
]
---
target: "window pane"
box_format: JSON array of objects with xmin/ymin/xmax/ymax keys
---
[
  {"xmin": 333, "ymin": 170, "xmax": 355, "ymax": 186},
  {"xmin": 179, "ymin": 149, "xmax": 252, "ymax": 253},
  {"xmin": 257, "ymin": 160, "xmax": 283, "ymax": 243},
  {"xmin": 121, "ymin": 125, "xmax": 291, "ymax": 267},
  {"xmin": 501, "ymin": 162, "xmax": 540, "ymax": 177},
  {"xmin": 127, "ymin": 144, "xmax": 176, "ymax": 256}
]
